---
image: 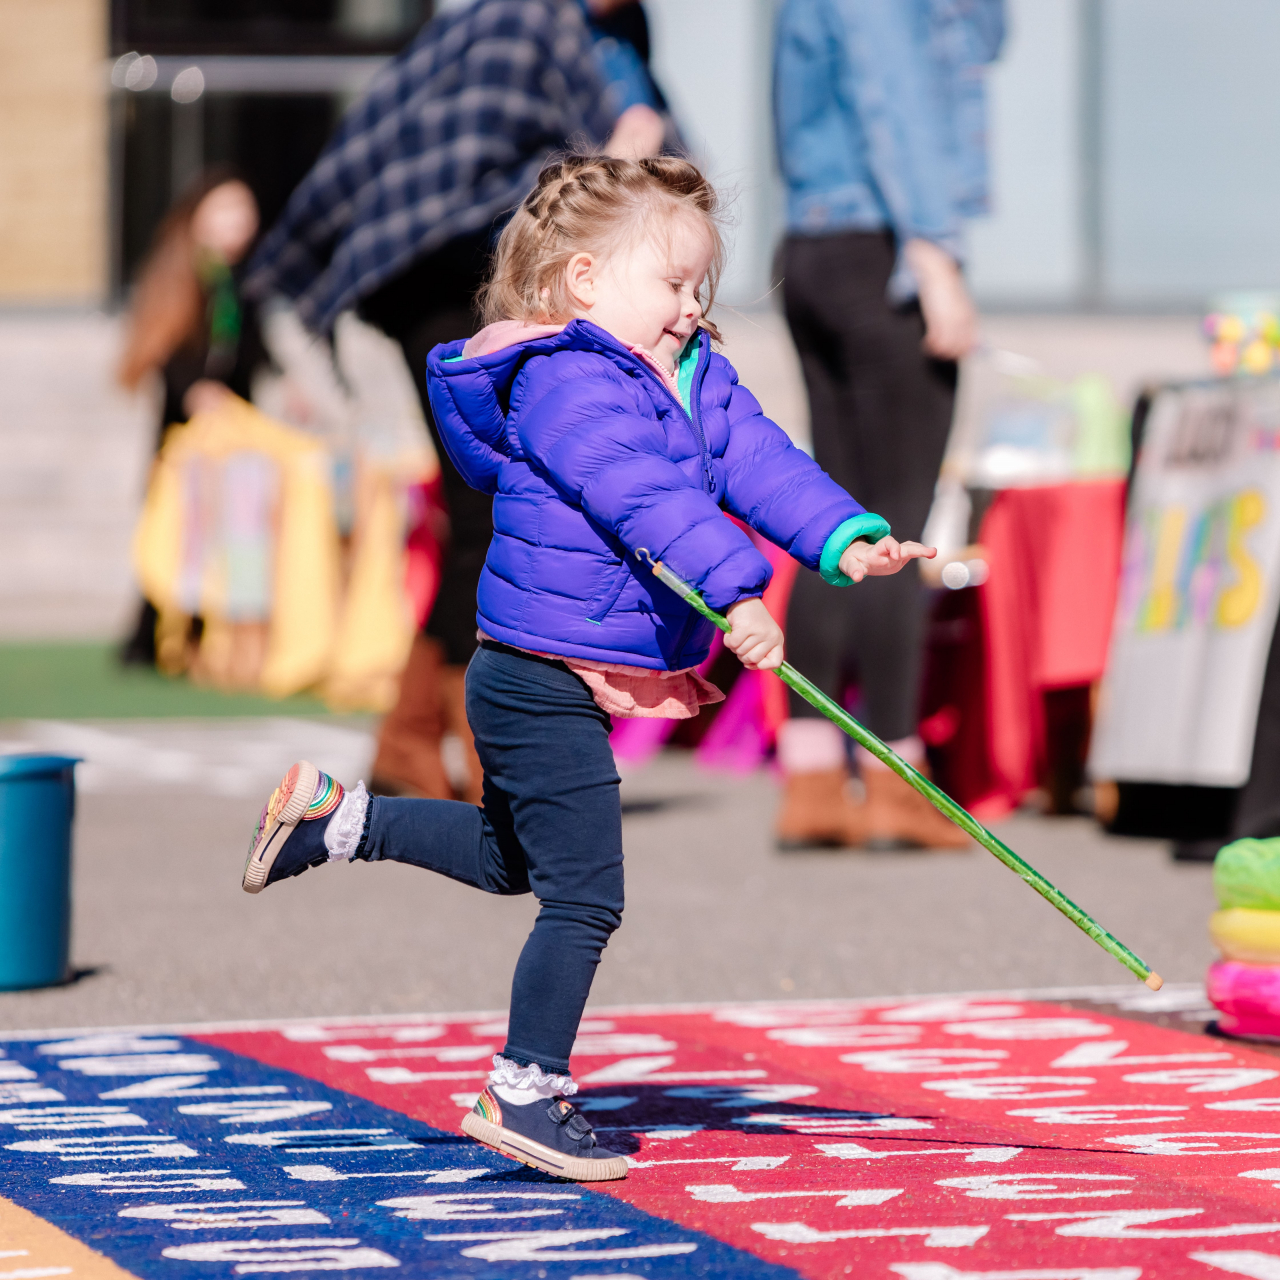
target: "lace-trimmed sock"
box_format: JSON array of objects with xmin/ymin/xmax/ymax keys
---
[{"xmin": 487, "ymin": 1054, "xmax": 577, "ymax": 1107}]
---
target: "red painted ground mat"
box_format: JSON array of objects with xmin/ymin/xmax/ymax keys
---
[
  {"xmin": 196, "ymin": 993, "xmax": 1280, "ymax": 1278},
  {"xmin": 9, "ymin": 992, "xmax": 1280, "ymax": 1278}
]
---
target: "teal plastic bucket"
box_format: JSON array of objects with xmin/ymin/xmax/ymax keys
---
[{"xmin": 0, "ymin": 754, "xmax": 79, "ymax": 990}]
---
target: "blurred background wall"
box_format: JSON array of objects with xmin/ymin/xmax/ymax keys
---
[
  {"xmin": 7, "ymin": 0, "xmax": 1280, "ymax": 312},
  {"xmin": 0, "ymin": 0, "xmax": 108, "ymax": 304},
  {"xmin": 649, "ymin": 0, "xmax": 1280, "ymax": 309},
  {"xmin": 1, "ymin": 0, "xmax": 1274, "ymax": 639}
]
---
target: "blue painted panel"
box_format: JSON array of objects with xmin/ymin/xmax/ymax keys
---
[{"xmin": 0, "ymin": 1034, "xmax": 799, "ymax": 1279}]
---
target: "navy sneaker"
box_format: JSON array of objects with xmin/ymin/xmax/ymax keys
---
[
  {"xmin": 242, "ymin": 762, "xmax": 344, "ymax": 894},
  {"xmin": 462, "ymin": 1088, "xmax": 628, "ymax": 1181}
]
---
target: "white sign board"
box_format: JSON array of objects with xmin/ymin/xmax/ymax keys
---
[{"xmin": 1090, "ymin": 378, "xmax": 1280, "ymax": 786}]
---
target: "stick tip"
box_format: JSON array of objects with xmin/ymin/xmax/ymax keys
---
[{"xmin": 1144, "ymin": 971, "xmax": 1164, "ymax": 991}]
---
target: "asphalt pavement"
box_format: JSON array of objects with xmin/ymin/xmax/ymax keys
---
[{"xmin": 0, "ymin": 719, "xmax": 1215, "ymax": 1033}]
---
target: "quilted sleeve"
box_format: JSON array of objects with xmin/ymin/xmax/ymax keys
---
[
  {"xmin": 516, "ymin": 356, "xmax": 774, "ymax": 610},
  {"xmin": 718, "ymin": 364, "xmax": 876, "ymax": 572}
]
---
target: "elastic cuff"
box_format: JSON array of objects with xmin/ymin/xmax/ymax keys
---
[{"xmin": 819, "ymin": 513, "xmax": 891, "ymax": 586}]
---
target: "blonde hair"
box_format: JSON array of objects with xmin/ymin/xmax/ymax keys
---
[{"xmin": 480, "ymin": 154, "xmax": 725, "ymax": 341}]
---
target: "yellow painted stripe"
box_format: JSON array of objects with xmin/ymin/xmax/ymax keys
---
[{"xmin": 0, "ymin": 1194, "xmax": 141, "ymax": 1280}]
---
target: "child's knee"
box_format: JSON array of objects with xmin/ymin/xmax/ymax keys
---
[{"xmin": 580, "ymin": 903, "xmax": 623, "ymax": 941}]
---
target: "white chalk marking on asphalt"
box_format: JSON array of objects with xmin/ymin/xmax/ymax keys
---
[
  {"xmin": 427, "ymin": 1229, "xmax": 697, "ymax": 1262},
  {"xmin": 1051, "ymin": 1039, "xmax": 1232, "ymax": 1068},
  {"xmin": 224, "ymin": 1129, "xmax": 417, "ymax": 1151},
  {"xmin": 688, "ymin": 1183, "xmax": 902, "ymax": 1207},
  {"xmin": 162, "ymin": 1238, "xmax": 399, "ymax": 1269},
  {"xmin": 625, "ymin": 1155, "xmax": 789, "ymax": 1170},
  {"xmin": 579, "ymin": 1056, "xmax": 768, "ymax": 1084},
  {"xmin": 752, "ymin": 1222, "xmax": 988, "ymax": 1247},
  {"xmin": 888, "ymin": 1265, "xmax": 1140, "ymax": 1279},
  {"xmin": 936, "ymin": 1172, "xmax": 1134, "ymax": 1200},
  {"xmin": 365, "ymin": 1068, "xmax": 487, "ymax": 1084},
  {"xmin": 283, "ymin": 1164, "xmax": 489, "ymax": 1183},
  {"xmin": 818, "ymin": 1142, "xmax": 1023, "ymax": 1163},
  {"xmin": 100, "ymin": 1077, "xmax": 289, "ymax": 1099},
  {"xmin": 379, "ymin": 1192, "xmax": 580, "ymax": 1220},
  {"xmin": 1192, "ymin": 1250, "xmax": 1280, "ymax": 1279},
  {"xmin": 119, "ymin": 1201, "xmax": 330, "ymax": 1229},
  {"xmin": 1120, "ymin": 1067, "xmax": 1278, "ymax": 1093},
  {"xmin": 1009, "ymin": 1209, "xmax": 1280, "ymax": 1238}
]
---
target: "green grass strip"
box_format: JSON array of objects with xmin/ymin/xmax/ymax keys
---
[{"xmin": 0, "ymin": 643, "xmax": 330, "ymax": 720}]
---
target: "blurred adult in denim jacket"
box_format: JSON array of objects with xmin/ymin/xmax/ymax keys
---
[
  {"xmin": 248, "ymin": 0, "xmax": 670, "ymax": 804},
  {"xmin": 772, "ymin": 0, "xmax": 1004, "ymax": 850}
]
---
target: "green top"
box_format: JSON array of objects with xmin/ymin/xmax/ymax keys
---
[{"xmin": 675, "ymin": 331, "xmax": 700, "ymax": 413}]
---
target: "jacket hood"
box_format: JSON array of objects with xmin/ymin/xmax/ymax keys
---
[{"xmin": 425, "ymin": 318, "xmax": 667, "ymax": 494}]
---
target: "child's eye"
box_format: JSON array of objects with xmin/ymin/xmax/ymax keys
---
[{"xmin": 667, "ymin": 280, "xmax": 683, "ymax": 293}]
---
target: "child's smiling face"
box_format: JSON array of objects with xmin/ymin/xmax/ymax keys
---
[{"xmin": 562, "ymin": 209, "xmax": 715, "ymax": 374}]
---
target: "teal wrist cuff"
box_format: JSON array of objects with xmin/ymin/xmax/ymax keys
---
[{"xmin": 819, "ymin": 513, "xmax": 891, "ymax": 586}]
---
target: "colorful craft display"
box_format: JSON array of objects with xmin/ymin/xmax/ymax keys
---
[
  {"xmin": 1203, "ymin": 292, "xmax": 1280, "ymax": 375},
  {"xmin": 1208, "ymin": 836, "xmax": 1280, "ymax": 1037},
  {"xmin": 133, "ymin": 394, "xmax": 430, "ymax": 711}
]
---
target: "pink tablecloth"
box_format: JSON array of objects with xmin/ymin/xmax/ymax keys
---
[
  {"xmin": 614, "ymin": 482, "xmax": 1128, "ymax": 811},
  {"xmin": 924, "ymin": 479, "xmax": 1126, "ymax": 818}
]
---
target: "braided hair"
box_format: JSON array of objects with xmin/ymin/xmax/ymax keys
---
[{"xmin": 479, "ymin": 154, "xmax": 724, "ymax": 340}]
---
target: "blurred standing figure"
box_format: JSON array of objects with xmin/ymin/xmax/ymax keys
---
[
  {"xmin": 247, "ymin": 0, "xmax": 668, "ymax": 804},
  {"xmin": 773, "ymin": 0, "xmax": 1004, "ymax": 849},
  {"xmin": 118, "ymin": 172, "xmax": 269, "ymax": 666}
]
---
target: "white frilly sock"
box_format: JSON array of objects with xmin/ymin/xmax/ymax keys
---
[
  {"xmin": 323, "ymin": 782, "xmax": 369, "ymax": 862},
  {"xmin": 487, "ymin": 1054, "xmax": 577, "ymax": 1107}
]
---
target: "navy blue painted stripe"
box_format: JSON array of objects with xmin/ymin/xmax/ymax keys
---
[{"xmin": 0, "ymin": 1034, "xmax": 800, "ymax": 1279}]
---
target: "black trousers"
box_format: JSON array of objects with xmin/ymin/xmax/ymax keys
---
[
  {"xmin": 781, "ymin": 230, "xmax": 957, "ymax": 742},
  {"xmin": 359, "ymin": 234, "xmax": 495, "ymax": 666}
]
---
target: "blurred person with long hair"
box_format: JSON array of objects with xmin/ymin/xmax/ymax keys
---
[
  {"xmin": 118, "ymin": 171, "xmax": 270, "ymax": 664},
  {"xmin": 246, "ymin": 0, "xmax": 669, "ymax": 805}
]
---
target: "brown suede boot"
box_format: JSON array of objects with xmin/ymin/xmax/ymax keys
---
[
  {"xmin": 370, "ymin": 635, "xmax": 452, "ymax": 798},
  {"xmin": 440, "ymin": 663, "xmax": 484, "ymax": 805},
  {"xmin": 775, "ymin": 768, "xmax": 869, "ymax": 850},
  {"xmin": 863, "ymin": 766, "xmax": 970, "ymax": 851}
]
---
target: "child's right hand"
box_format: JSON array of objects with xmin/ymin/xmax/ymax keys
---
[
  {"xmin": 839, "ymin": 535, "xmax": 936, "ymax": 582},
  {"xmin": 724, "ymin": 597, "xmax": 785, "ymax": 671}
]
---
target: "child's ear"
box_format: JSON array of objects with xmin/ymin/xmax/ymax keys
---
[{"xmin": 564, "ymin": 252, "xmax": 596, "ymax": 309}]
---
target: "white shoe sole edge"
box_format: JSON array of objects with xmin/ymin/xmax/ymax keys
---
[
  {"xmin": 461, "ymin": 1110, "xmax": 628, "ymax": 1181},
  {"xmin": 242, "ymin": 761, "xmax": 321, "ymax": 895}
]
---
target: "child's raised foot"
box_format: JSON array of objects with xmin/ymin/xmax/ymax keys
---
[
  {"xmin": 242, "ymin": 761, "xmax": 347, "ymax": 893},
  {"xmin": 461, "ymin": 1089, "xmax": 628, "ymax": 1181}
]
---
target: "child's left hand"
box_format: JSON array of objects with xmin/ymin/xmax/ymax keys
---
[
  {"xmin": 724, "ymin": 597, "xmax": 785, "ymax": 671},
  {"xmin": 839, "ymin": 536, "xmax": 936, "ymax": 583}
]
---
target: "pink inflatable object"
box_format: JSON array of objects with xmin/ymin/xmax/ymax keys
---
[{"xmin": 1207, "ymin": 958, "xmax": 1280, "ymax": 1040}]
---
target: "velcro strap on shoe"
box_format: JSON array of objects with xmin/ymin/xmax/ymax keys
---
[{"xmin": 564, "ymin": 1112, "xmax": 594, "ymax": 1142}]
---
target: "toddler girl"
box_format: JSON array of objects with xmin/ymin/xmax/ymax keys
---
[{"xmin": 242, "ymin": 155, "xmax": 932, "ymax": 1181}]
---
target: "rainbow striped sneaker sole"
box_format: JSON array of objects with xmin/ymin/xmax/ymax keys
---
[{"xmin": 242, "ymin": 761, "xmax": 344, "ymax": 894}]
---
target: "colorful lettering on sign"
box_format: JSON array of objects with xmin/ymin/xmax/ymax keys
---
[{"xmin": 1125, "ymin": 490, "xmax": 1267, "ymax": 633}]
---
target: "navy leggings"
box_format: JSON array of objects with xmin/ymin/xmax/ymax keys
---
[{"xmin": 360, "ymin": 643, "xmax": 623, "ymax": 1075}]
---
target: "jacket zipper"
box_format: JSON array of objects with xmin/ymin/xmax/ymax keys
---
[
  {"xmin": 594, "ymin": 328, "xmax": 714, "ymax": 494},
  {"xmin": 589, "ymin": 327, "xmax": 714, "ymax": 663}
]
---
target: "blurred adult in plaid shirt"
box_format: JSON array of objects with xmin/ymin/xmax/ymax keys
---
[{"xmin": 248, "ymin": 0, "xmax": 669, "ymax": 801}]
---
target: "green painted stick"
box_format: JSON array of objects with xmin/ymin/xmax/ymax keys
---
[{"xmin": 637, "ymin": 549, "xmax": 1162, "ymax": 991}]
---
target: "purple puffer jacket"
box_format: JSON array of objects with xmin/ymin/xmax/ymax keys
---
[{"xmin": 426, "ymin": 319, "xmax": 885, "ymax": 670}]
